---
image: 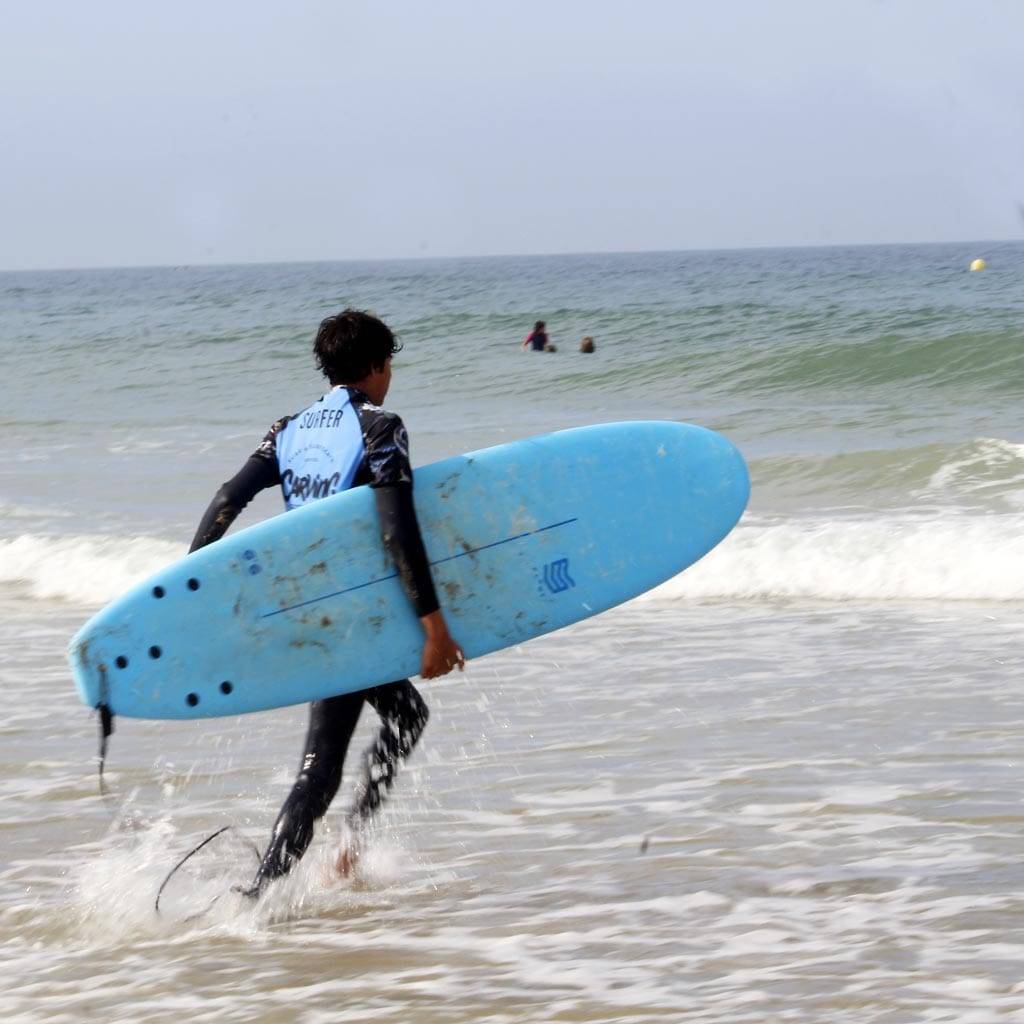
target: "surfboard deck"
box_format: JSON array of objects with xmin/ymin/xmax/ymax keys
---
[{"xmin": 68, "ymin": 421, "xmax": 749, "ymax": 719}]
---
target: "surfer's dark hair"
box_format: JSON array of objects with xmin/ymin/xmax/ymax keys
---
[{"xmin": 314, "ymin": 309, "xmax": 402, "ymax": 384}]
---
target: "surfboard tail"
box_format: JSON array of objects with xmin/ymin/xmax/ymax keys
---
[{"xmin": 68, "ymin": 628, "xmax": 103, "ymax": 709}]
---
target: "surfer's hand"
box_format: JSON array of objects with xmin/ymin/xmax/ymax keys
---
[{"xmin": 419, "ymin": 611, "xmax": 465, "ymax": 679}]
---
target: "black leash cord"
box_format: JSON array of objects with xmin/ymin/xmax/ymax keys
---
[
  {"xmin": 97, "ymin": 702, "xmax": 114, "ymax": 797},
  {"xmin": 155, "ymin": 825, "xmax": 234, "ymax": 914},
  {"xmin": 93, "ymin": 701, "xmax": 127, "ymax": 821},
  {"xmin": 155, "ymin": 826, "xmax": 263, "ymax": 916},
  {"xmin": 92, "ymin": 702, "xmax": 263, "ymax": 919}
]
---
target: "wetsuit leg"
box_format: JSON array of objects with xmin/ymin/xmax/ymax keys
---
[
  {"xmin": 348, "ymin": 679, "xmax": 429, "ymax": 827},
  {"xmin": 243, "ymin": 692, "xmax": 365, "ymax": 895}
]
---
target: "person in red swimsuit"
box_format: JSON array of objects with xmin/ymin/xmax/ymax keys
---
[{"xmin": 521, "ymin": 320, "xmax": 549, "ymax": 351}]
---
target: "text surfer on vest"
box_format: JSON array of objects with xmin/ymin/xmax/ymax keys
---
[{"xmin": 188, "ymin": 309, "xmax": 465, "ymax": 898}]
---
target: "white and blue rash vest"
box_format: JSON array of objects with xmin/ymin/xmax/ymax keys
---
[
  {"xmin": 259, "ymin": 386, "xmax": 412, "ymax": 509},
  {"xmin": 272, "ymin": 387, "xmax": 364, "ymax": 509},
  {"xmin": 188, "ymin": 385, "xmax": 438, "ymax": 617}
]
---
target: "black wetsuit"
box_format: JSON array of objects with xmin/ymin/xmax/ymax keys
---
[{"xmin": 189, "ymin": 386, "xmax": 438, "ymax": 895}]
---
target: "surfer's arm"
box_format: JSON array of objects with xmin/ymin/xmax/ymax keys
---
[
  {"xmin": 189, "ymin": 455, "xmax": 281, "ymax": 552},
  {"xmin": 373, "ymin": 483, "xmax": 439, "ymax": 617},
  {"xmin": 373, "ymin": 483, "xmax": 464, "ymax": 679},
  {"xmin": 365, "ymin": 413, "xmax": 464, "ymax": 677}
]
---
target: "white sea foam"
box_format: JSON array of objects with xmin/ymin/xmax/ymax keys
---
[
  {"xmin": 0, "ymin": 500, "xmax": 75, "ymax": 520},
  {"xmin": 924, "ymin": 437, "xmax": 1024, "ymax": 509},
  {"xmin": 645, "ymin": 513, "xmax": 1024, "ymax": 602},
  {"xmin": 0, "ymin": 533, "xmax": 182, "ymax": 605},
  {"xmin": 3, "ymin": 510, "xmax": 1023, "ymax": 609}
]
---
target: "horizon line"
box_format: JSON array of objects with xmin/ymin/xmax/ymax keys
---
[{"xmin": 1, "ymin": 235, "xmax": 1019, "ymax": 276}]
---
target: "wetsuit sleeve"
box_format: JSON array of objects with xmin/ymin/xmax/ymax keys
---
[
  {"xmin": 374, "ymin": 483, "xmax": 440, "ymax": 618},
  {"xmin": 363, "ymin": 412, "xmax": 413, "ymax": 487},
  {"xmin": 188, "ymin": 422, "xmax": 284, "ymax": 552},
  {"xmin": 362, "ymin": 413, "xmax": 438, "ymax": 617}
]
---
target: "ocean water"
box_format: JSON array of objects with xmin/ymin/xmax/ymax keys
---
[{"xmin": 2, "ymin": 242, "xmax": 1024, "ymax": 1022}]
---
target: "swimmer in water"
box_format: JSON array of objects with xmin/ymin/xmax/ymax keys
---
[{"xmin": 521, "ymin": 320, "xmax": 549, "ymax": 352}]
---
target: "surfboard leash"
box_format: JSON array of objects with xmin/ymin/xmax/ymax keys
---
[
  {"xmin": 155, "ymin": 824, "xmax": 233, "ymax": 915},
  {"xmin": 154, "ymin": 825, "xmax": 263, "ymax": 918},
  {"xmin": 96, "ymin": 701, "xmax": 114, "ymax": 800},
  {"xmin": 93, "ymin": 659, "xmax": 122, "ymax": 817},
  {"xmin": 90, "ymin": 682, "xmax": 263, "ymax": 920}
]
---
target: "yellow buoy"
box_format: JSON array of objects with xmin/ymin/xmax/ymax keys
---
[{"xmin": 970, "ymin": 258, "xmax": 987, "ymax": 272}]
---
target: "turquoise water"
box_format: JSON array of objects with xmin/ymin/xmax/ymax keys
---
[
  {"xmin": 2, "ymin": 244, "xmax": 1024, "ymax": 1022},
  {"xmin": 3, "ymin": 242, "xmax": 1022, "ymax": 523}
]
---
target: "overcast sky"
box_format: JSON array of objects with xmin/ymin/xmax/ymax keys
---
[{"xmin": 2, "ymin": 0, "xmax": 1022, "ymax": 270}]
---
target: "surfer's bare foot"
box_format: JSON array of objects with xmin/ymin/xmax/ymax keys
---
[{"xmin": 335, "ymin": 843, "xmax": 360, "ymax": 879}]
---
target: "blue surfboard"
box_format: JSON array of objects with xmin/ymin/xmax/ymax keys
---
[{"xmin": 68, "ymin": 422, "xmax": 749, "ymax": 719}]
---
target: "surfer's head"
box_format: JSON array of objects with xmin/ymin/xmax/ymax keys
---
[{"xmin": 314, "ymin": 310, "xmax": 402, "ymax": 394}]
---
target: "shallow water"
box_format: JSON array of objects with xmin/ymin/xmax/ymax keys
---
[
  {"xmin": 4, "ymin": 598, "xmax": 1024, "ymax": 1021},
  {"xmin": 3, "ymin": 245, "xmax": 1024, "ymax": 1021}
]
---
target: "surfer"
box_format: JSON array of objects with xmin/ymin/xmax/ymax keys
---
[{"xmin": 189, "ymin": 309, "xmax": 465, "ymax": 897}]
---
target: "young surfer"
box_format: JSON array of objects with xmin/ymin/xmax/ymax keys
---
[{"xmin": 189, "ymin": 309, "xmax": 465, "ymax": 897}]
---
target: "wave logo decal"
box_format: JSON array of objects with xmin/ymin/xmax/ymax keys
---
[{"xmin": 542, "ymin": 558, "xmax": 575, "ymax": 594}]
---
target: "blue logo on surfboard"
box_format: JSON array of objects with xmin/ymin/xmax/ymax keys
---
[{"xmin": 541, "ymin": 558, "xmax": 575, "ymax": 594}]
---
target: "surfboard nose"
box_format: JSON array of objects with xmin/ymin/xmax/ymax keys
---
[
  {"xmin": 671, "ymin": 421, "xmax": 750, "ymax": 527},
  {"xmin": 717, "ymin": 432, "xmax": 752, "ymax": 520}
]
